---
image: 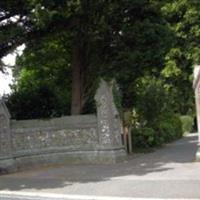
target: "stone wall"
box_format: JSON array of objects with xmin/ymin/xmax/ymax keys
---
[
  {"xmin": 11, "ymin": 115, "xmax": 98, "ymax": 153},
  {"xmin": 0, "ymin": 80, "xmax": 126, "ymax": 172}
]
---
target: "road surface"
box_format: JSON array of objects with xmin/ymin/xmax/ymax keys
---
[{"xmin": 0, "ymin": 133, "xmax": 200, "ymax": 199}]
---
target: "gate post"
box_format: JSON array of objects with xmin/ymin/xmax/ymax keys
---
[
  {"xmin": 0, "ymin": 99, "xmax": 14, "ymax": 172},
  {"xmin": 95, "ymin": 79, "xmax": 126, "ymax": 162},
  {"xmin": 193, "ymin": 65, "xmax": 200, "ymax": 161}
]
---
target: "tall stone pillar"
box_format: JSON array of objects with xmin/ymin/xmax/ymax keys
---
[
  {"xmin": 193, "ymin": 66, "xmax": 200, "ymax": 161},
  {"xmin": 95, "ymin": 79, "xmax": 126, "ymax": 162},
  {"xmin": 0, "ymin": 100, "xmax": 14, "ymax": 172}
]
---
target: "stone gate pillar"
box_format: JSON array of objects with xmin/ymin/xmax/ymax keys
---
[
  {"xmin": 193, "ymin": 66, "xmax": 200, "ymax": 161},
  {"xmin": 0, "ymin": 99, "xmax": 14, "ymax": 172},
  {"xmin": 95, "ymin": 79, "xmax": 126, "ymax": 162}
]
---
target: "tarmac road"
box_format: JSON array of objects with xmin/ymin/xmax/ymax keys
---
[
  {"xmin": 1, "ymin": 192, "xmax": 200, "ymax": 200},
  {"xmin": 0, "ymin": 133, "xmax": 200, "ymax": 199}
]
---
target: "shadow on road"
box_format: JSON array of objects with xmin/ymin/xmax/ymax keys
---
[{"xmin": 0, "ymin": 133, "xmax": 198, "ymax": 191}]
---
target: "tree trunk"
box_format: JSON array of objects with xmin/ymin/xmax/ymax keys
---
[{"xmin": 71, "ymin": 44, "xmax": 83, "ymax": 115}]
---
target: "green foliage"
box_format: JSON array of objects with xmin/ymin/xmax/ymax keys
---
[
  {"xmin": 134, "ymin": 76, "xmax": 171, "ymax": 125},
  {"xmin": 6, "ymin": 79, "xmax": 71, "ymax": 120},
  {"xmin": 180, "ymin": 115, "xmax": 194, "ymax": 134},
  {"xmin": 157, "ymin": 114, "xmax": 183, "ymax": 143},
  {"xmin": 6, "ymin": 35, "xmax": 72, "ymax": 119},
  {"xmin": 6, "ymin": 85, "xmax": 67, "ymax": 119},
  {"xmin": 1, "ymin": 0, "xmax": 197, "ymax": 151},
  {"xmin": 160, "ymin": 0, "xmax": 199, "ymax": 114},
  {"xmin": 132, "ymin": 127, "xmax": 156, "ymax": 149},
  {"xmin": 130, "ymin": 76, "xmax": 183, "ymax": 149},
  {"xmin": 112, "ymin": 81, "xmax": 123, "ymax": 116},
  {"xmin": 3, "ymin": 0, "xmax": 176, "ymax": 118},
  {"xmin": 131, "ymin": 113, "xmax": 183, "ymax": 149}
]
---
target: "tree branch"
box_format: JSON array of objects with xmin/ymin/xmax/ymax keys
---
[
  {"xmin": 0, "ymin": 13, "xmax": 16, "ymax": 22},
  {"xmin": 0, "ymin": 16, "xmax": 77, "ymax": 59}
]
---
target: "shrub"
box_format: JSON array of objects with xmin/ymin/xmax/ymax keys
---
[
  {"xmin": 158, "ymin": 113, "xmax": 182, "ymax": 141},
  {"xmin": 131, "ymin": 113, "xmax": 183, "ymax": 150},
  {"xmin": 131, "ymin": 127, "xmax": 157, "ymax": 149},
  {"xmin": 134, "ymin": 76, "xmax": 171, "ymax": 126},
  {"xmin": 180, "ymin": 115, "xmax": 194, "ymax": 134},
  {"xmin": 130, "ymin": 76, "xmax": 183, "ymax": 150},
  {"xmin": 171, "ymin": 114, "xmax": 183, "ymax": 138}
]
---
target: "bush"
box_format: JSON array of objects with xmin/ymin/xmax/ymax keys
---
[
  {"xmin": 157, "ymin": 114, "xmax": 182, "ymax": 143},
  {"xmin": 158, "ymin": 115, "xmax": 182, "ymax": 143},
  {"xmin": 134, "ymin": 76, "xmax": 168, "ymax": 123},
  {"xmin": 180, "ymin": 115, "xmax": 194, "ymax": 134},
  {"xmin": 6, "ymin": 85, "xmax": 70, "ymax": 120},
  {"xmin": 129, "ymin": 76, "xmax": 184, "ymax": 150},
  {"xmin": 131, "ymin": 113, "xmax": 183, "ymax": 150},
  {"xmin": 171, "ymin": 114, "xmax": 183, "ymax": 138},
  {"xmin": 132, "ymin": 127, "xmax": 157, "ymax": 149}
]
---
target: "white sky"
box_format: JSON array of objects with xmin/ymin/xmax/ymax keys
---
[{"xmin": 0, "ymin": 45, "xmax": 25, "ymax": 96}]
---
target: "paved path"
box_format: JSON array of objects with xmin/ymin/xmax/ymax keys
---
[{"xmin": 0, "ymin": 133, "xmax": 200, "ymax": 199}]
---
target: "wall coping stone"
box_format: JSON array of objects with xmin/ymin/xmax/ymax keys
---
[{"xmin": 11, "ymin": 114, "xmax": 97, "ymax": 129}]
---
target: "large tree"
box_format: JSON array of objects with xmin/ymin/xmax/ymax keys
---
[
  {"xmin": 1, "ymin": 0, "xmax": 173, "ymax": 117},
  {"xmin": 0, "ymin": 0, "xmax": 119, "ymax": 114}
]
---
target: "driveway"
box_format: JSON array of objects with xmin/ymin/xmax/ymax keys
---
[{"xmin": 0, "ymin": 133, "xmax": 200, "ymax": 199}]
